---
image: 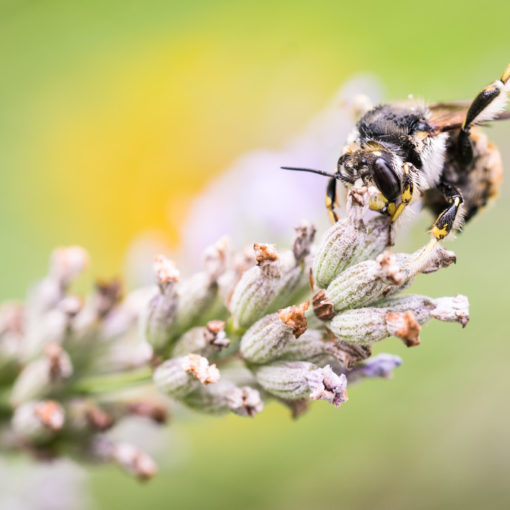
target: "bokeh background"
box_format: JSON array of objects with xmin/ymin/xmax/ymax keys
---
[{"xmin": 1, "ymin": 1, "xmax": 510, "ymax": 509}]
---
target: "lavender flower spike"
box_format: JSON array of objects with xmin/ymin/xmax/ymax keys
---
[{"xmin": 0, "ymin": 171, "xmax": 475, "ymax": 481}]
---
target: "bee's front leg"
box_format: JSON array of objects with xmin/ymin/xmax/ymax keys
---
[
  {"xmin": 368, "ymin": 193, "xmax": 394, "ymax": 246},
  {"xmin": 389, "ymin": 163, "xmax": 415, "ymax": 223},
  {"xmin": 431, "ymin": 184, "xmax": 463, "ymax": 241},
  {"xmin": 326, "ymin": 177, "xmax": 339, "ymax": 223}
]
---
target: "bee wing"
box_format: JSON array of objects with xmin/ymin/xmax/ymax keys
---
[{"xmin": 428, "ymin": 101, "xmax": 510, "ymax": 133}]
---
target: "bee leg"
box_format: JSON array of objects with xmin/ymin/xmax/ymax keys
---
[
  {"xmin": 326, "ymin": 177, "xmax": 339, "ymax": 223},
  {"xmin": 458, "ymin": 64, "xmax": 510, "ymax": 164},
  {"xmin": 390, "ymin": 163, "xmax": 415, "ymax": 223},
  {"xmin": 368, "ymin": 194, "xmax": 394, "ymax": 246},
  {"xmin": 431, "ymin": 184, "xmax": 463, "ymax": 241}
]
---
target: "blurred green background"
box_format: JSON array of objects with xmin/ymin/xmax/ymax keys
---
[{"xmin": 1, "ymin": 0, "xmax": 510, "ymax": 509}]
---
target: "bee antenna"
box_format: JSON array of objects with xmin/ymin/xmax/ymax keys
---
[{"xmin": 280, "ymin": 166, "xmax": 352, "ymax": 183}]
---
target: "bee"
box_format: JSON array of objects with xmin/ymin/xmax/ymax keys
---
[{"xmin": 283, "ymin": 64, "xmax": 510, "ymax": 244}]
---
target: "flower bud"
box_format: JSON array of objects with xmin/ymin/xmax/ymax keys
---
[
  {"xmin": 172, "ymin": 321, "xmax": 230, "ymax": 358},
  {"xmin": 240, "ymin": 302, "xmax": 309, "ymax": 364},
  {"xmin": 182, "ymin": 381, "xmax": 264, "ymax": 417},
  {"xmin": 12, "ymin": 400, "xmax": 65, "ymax": 442},
  {"xmin": 229, "ymin": 243, "xmax": 282, "ymax": 330},
  {"xmin": 327, "ymin": 307, "xmax": 421, "ymax": 346},
  {"xmin": 268, "ymin": 250, "xmax": 312, "ymax": 311},
  {"xmin": 202, "ymin": 236, "xmax": 229, "ymax": 282},
  {"xmin": 278, "ymin": 329, "xmax": 349, "ymax": 366},
  {"xmin": 319, "ymin": 243, "xmax": 458, "ymax": 317},
  {"xmin": 226, "ymin": 386, "xmax": 264, "ymax": 417},
  {"xmin": 93, "ymin": 279, "xmax": 123, "ymax": 319},
  {"xmin": 313, "ymin": 216, "xmax": 389, "ymax": 290},
  {"xmin": 50, "ymin": 246, "xmax": 89, "ymax": 287},
  {"xmin": 321, "ymin": 252, "xmax": 405, "ymax": 314},
  {"xmin": 306, "ymin": 365, "xmax": 348, "ymax": 407},
  {"xmin": 153, "ymin": 354, "xmax": 220, "ymax": 399},
  {"xmin": 172, "ymin": 238, "xmax": 229, "ymax": 334},
  {"xmin": 0, "ymin": 303, "xmax": 23, "ymax": 370},
  {"xmin": 312, "ymin": 187, "xmax": 389, "ymax": 289},
  {"xmin": 377, "ymin": 294, "xmax": 470, "ymax": 327},
  {"xmin": 292, "ymin": 221, "xmax": 316, "ymax": 263},
  {"xmin": 10, "ymin": 343, "xmax": 73, "ymax": 406},
  {"xmin": 141, "ymin": 255, "xmax": 179, "ymax": 353},
  {"xmin": 254, "ymin": 362, "xmax": 348, "ymax": 407},
  {"xmin": 125, "ymin": 400, "xmax": 168, "ymax": 424},
  {"xmin": 94, "ymin": 439, "xmax": 157, "ymax": 481}
]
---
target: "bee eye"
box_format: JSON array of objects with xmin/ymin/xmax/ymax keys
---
[{"xmin": 372, "ymin": 158, "xmax": 400, "ymax": 201}]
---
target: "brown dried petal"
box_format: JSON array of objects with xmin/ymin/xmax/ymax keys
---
[
  {"xmin": 376, "ymin": 250, "xmax": 405, "ymax": 285},
  {"xmin": 386, "ymin": 310, "xmax": 421, "ymax": 347},
  {"xmin": 34, "ymin": 401, "xmax": 65, "ymax": 431},
  {"xmin": 126, "ymin": 401, "xmax": 168, "ymax": 424},
  {"xmin": 254, "ymin": 243, "xmax": 279, "ymax": 265},
  {"xmin": 204, "ymin": 320, "xmax": 230, "ymax": 350},
  {"xmin": 292, "ymin": 221, "xmax": 316, "ymax": 262},
  {"xmin": 86, "ymin": 406, "xmax": 115, "ymax": 431},
  {"xmin": 182, "ymin": 354, "xmax": 220, "ymax": 385},
  {"xmin": 278, "ymin": 301, "xmax": 310, "ymax": 338},
  {"xmin": 313, "ymin": 289, "xmax": 335, "ymax": 321}
]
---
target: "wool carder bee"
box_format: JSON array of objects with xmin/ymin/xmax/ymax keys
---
[{"xmin": 283, "ymin": 64, "xmax": 510, "ymax": 244}]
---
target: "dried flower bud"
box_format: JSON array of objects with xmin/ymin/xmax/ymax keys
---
[
  {"xmin": 172, "ymin": 272, "xmax": 222, "ymax": 336},
  {"xmin": 306, "ymin": 366, "xmax": 348, "ymax": 407},
  {"xmin": 181, "ymin": 353, "xmax": 220, "ymax": 384},
  {"xmin": 292, "ymin": 221, "xmax": 316, "ymax": 263},
  {"xmin": 204, "ymin": 320, "xmax": 230, "ymax": 350},
  {"xmin": 94, "ymin": 279, "xmax": 123, "ymax": 318},
  {"xmin": 240, "ymin": 302, "xmax": 309, "ymax": 364},
  {"xmin": 153, "ymin": 354, "xmax": 220, "ymax": 398},
  {"xmin": 347, "ymin": 353, "xmax": 402, "ymax": 383},
  {"xmin": 179, "ymin": 381, "xmax": 230, "ymax": 414},
  {"xmin": 377, "ymin": 294, "xmax": 470, "ymax": 328},
  {"xmin": 12, "ymin": 400, "xmax": 65, "ymax": 442},
  {"xmin": 142, "ymin": 255, "xmax": 179, "ymax": 353},
  {"xmin": 278, "ymin": 302, "xmax": 309, "ymax": 338},
  {"xmin": 254, "ymin": 361, "xmax": 347, "ymax": 407},
  {"xmin": 226, "ymin": 386, "xmax": 264, "ymax": 417},
  {"xmin": 323, "ymin": 255, "xmax": 402, "ymax": 315},
  {"xmin": 278, "ymin": 329, "xmax": 348, "ymax": 366},
  {"xmin": 254, "ymin": 243, "xmax": 279, "ymax": 271},
  {"xmin": 10, "ymin": 343, "xmax": 73, "ymax": 406},
  {"xmin": 50, "ymin": 246, "xmax": 89, "ymax": 287},
  {"xmin": 327, "ymin": 307, "xmax": 421, "ymax": 346},
  {"xmin": 430, "ymin": 295, "xmax": 469, "ymax": 327},
  {"xmin": 229, "ymin": 244, "xmax": 282, "ymax": 330},
  {"xmin": 153, "ymin": 254, "xmax": 180, "ymax": 288},
  {"xmin": 0, "ymin": 302, "xmax": 24, "ymax": 337},
  {"xmin": 322, "ymin": 243, "xmax": 458, "ymax": 316},
  {"xmin": 267, "ymin": 251, "xmax": 311, "ymax": 312},
  {"xmin": 255, "ymin": 362, "xmax": 315, "ymax": 401},
  {"xmin": 312, "ymin": 188, "xmax": 389, "ymax": 289},
  {"xmin": 312, "ymin": 289, "xmax": 335, "ymax": 321},
  {"xmin": 126, "ymin": 400, "xmax": 168, "ymax": 424},
  {"xmin": 203, "ymin": 236, "xmax": 229, "ymax": 282},
  {"xmin": 172, "ymin": 321, "xmax": 230, "ymax": 358},
  {"xmin": 95, "ymin": 439, "xmax": 158, "ymax": 481},
  {"xmin": 85, "ymin": 406, "xmax": 115, "ymax": 432}
]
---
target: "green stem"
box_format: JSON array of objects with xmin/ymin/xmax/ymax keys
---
[{"xmin": 71, "ymin": 366, "xmax": 153, "ymax": 396}]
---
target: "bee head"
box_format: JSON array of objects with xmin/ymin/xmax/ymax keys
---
[{"xmin": 338, "ymin": 147, "xmax": 402, "ymax": 202}]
